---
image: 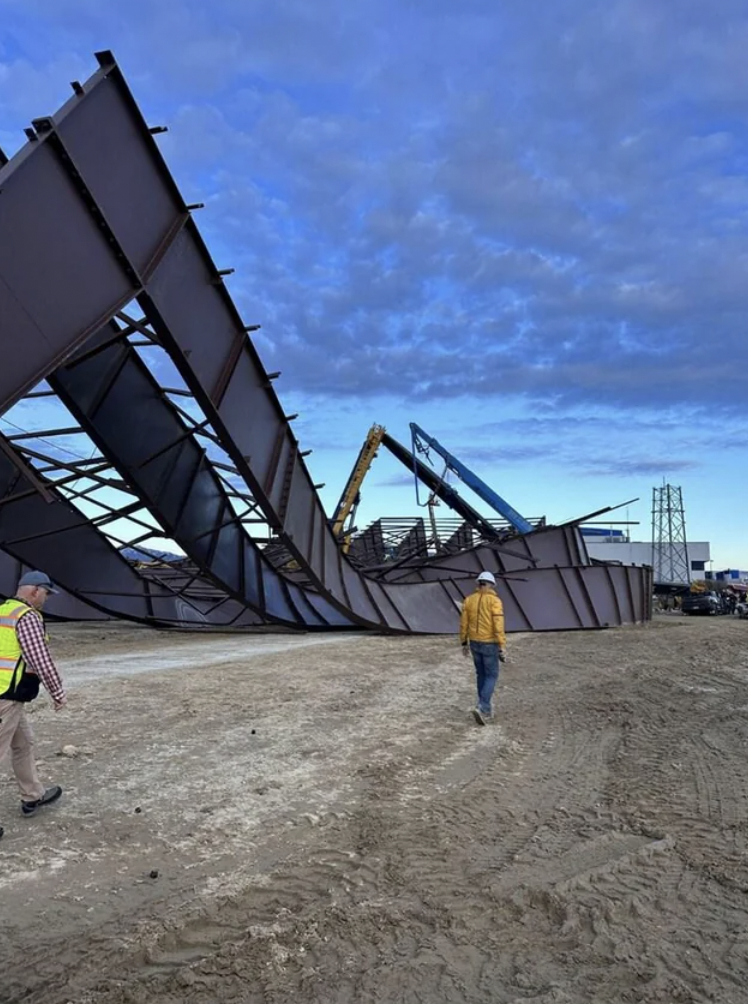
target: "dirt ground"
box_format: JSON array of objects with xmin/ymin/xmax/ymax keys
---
[{"xmin": 2, "ymin": 614, "xmax": 748, "ymax": 1004}]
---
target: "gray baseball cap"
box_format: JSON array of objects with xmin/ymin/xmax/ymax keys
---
[{"xmin": 18, "ymin": 570, "xmax": 60, "ymax": 594}]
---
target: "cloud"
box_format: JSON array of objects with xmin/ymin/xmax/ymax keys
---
[
  {"xmin": 373, "ymin": 473, "xmax": 415, "ymax": 488},
  {"xmin": 2, "ymin": 0, "xmax": 748, "ymax": 430},
  {"xmin": 580, "ymin": 458, "xmax": 701, "ymax": 478}
]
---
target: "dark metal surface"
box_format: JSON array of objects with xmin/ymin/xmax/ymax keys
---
[
  {"xmin": 349, "ymin": 521, "xmax": 386, "ymax": 567},
  {"xmin": 0, "ymin": 434, "xmax": 265, "ymax": 627},
  {"xmin": 377, "ymin": 523, "xmax": 591, "ymax": 583},
  {"xmin": 438, "ymin": 523, "xmax": 474, "ymax": 555},
  {"xmin": 392, "ymin": 519, "xmax": 429, "ymax": 562},
  {"xmin": 0, "ymin": 52, "xmax": 652, "ymax": 634},
  {"xmin": 0, "ymin": 549, "xmax": 110, "ymax": 620},
  {"xmin": 50, "ymin": 321, "xmax": 353, "ymax": 629}
]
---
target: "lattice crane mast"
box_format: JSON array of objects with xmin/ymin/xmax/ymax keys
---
[{"xmin": 331, "ymin": 423, "xmax": 386, "ymax": 552}]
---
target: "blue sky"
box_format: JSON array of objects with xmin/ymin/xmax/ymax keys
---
[{"xmin": 1, "ymin": 0, "xmax": 747, "ymax": 570}]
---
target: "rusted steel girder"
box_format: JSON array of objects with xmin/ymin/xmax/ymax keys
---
[{"xmin": 0, "ymin": 52, "xmax": 652, "ymax": 633}]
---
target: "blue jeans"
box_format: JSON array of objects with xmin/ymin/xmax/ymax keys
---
[{"xmin": 470, "ymin": 641, "xmax": 499, "ymax": 715}]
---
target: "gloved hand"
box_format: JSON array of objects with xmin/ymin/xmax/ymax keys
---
[
  {"xmin": 498, "ymin": 647, "xmax": 507, "ymax": 663},
  {"xmin": 462, "ymin": 643, "xmax": 470, "ymax": 659}
]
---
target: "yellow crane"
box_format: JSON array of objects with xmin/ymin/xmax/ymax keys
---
[{"xmin": 331, "ymin": 423, "xmax": 386, "ymax": 552}]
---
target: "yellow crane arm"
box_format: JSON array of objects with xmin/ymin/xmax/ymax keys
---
[{"xmin": 332, "ymin": 424, "xmax": 386, "ymax": 550}]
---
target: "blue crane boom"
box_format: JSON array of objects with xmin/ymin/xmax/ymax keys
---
[{"xmin": 409, "ymin": 423, "xmax": 535, "ymax": 535}]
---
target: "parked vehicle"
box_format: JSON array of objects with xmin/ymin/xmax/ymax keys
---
[
  {"xmin": 681, "ymin": 592, "xmax": 720, "ymax": 616},
  {"xmin": 736, "ymin": 601, "xmax": 748, "ymax": 620}
]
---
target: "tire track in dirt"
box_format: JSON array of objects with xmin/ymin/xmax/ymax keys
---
[
  {"xmin": 65, "ymin": 685, "xmax": 640, "ymax": 1003},
  {"xmin": 11, "ymin": 618, "xmax": 748, "ymax": 1004},
  {"xmin": 566, "ymin": 643, "xmax": 748, "ymax": 1001}
]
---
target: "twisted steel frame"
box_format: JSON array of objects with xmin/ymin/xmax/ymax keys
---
[{"xmin": 0, "ymin": 52, "xmax": 652, "ymax": 632}]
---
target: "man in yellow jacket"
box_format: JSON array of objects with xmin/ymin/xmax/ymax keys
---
[{"xmin": 460, "ymin": 570, "xmax": 506, "ymax": 725}]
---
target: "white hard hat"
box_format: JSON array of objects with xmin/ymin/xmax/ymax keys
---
[{"xmin": 477, "ymin": 571, "xmax": 496, "ymax": 584}]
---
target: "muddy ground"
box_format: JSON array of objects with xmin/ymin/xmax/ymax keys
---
[{"xmin": 2, "ymin": 615, "xmax": 748, "ymax": 1003}]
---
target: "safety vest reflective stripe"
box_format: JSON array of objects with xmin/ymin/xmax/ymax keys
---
[{"xmin": 0, "ymin": 599, "xmax": 40, "ymax": 697}]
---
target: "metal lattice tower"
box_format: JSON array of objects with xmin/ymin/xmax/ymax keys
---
[{"xmin": 651, "ymin": 484, "xmax": 690, "ymax": 586}]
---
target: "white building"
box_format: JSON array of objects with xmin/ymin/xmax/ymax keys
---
[{"xmin": 582, "ymin": 533, "xmax": 710, "ymax": 583}]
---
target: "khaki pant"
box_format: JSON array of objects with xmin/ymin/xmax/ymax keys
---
[{"xmin": 0, "ymin": 699, "xmax": 45, "ymax": 802}]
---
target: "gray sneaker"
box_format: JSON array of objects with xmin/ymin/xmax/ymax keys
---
[{"xmin": 472, "ymin": 707, "xmax": 486, "ymax": 726}]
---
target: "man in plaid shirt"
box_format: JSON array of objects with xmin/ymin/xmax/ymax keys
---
[{"xmin": 0, "ymin": 570, "xmax": 67, "ymax": 839}]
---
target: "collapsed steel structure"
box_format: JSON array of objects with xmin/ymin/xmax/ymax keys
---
[{"xmin": 0, "ymin": 52, "xmax": 652, "ymax": 633}]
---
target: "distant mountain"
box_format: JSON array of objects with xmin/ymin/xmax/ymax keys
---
[{"xmin": 119, "ymin": 545, "xmax": 185, "ymax": 564}]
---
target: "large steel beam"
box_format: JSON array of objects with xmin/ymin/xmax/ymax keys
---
[
  {"xmin": 0, "ymin": 435, "xmax": 265, "ymax": 627},
  {"xmin": 0, "ymin": 52, "xmax": 652, "ymax": 633},
  {"xmin": 50, "ymin": 323, "xmax": 354, "ymax": 629}
]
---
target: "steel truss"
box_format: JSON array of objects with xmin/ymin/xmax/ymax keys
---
[
  {"xmin": 348, "ymin": 515, "xmax": 547, "ymax": 568},
  {"xmin": 0, "ymin": 429, "xmax": 266, "ymax": 627},
  {"xmin": 651, "ymin": 484, "xmax": 690, "ymax": 588},
  {"xmin": 0, "ymin": 51, "xmax": 652, "ymax": 632}
]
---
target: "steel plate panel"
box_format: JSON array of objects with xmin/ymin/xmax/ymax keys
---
[
  {"xmin": 56, "ymin": 75, "xmax": 183, "ymax": 272},
  {"xmin": 0, "ymin": 146, "xmax": 133, "ymax": 409}
]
